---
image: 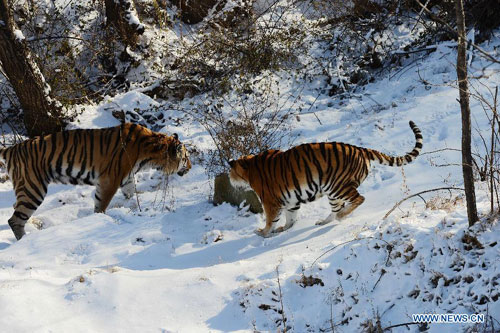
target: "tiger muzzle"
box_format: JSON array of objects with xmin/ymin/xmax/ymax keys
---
[{"xmin": 177, "ymin": 168, "xmax": 188, "ymax": 176}]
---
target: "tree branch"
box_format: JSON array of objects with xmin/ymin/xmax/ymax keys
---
[
  {"xmin": 415, "ymin": 0, "xmax": 500, "ymax": 64},
  {"xmin": 383, "ymin": 187, "xmax": 465, "ymax": 219}
]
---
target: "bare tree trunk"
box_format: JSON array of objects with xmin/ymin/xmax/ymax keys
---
[
  {"xmin": 105, "ymin": 0, "xmax": 145, "ymax": 46},
  {"xmin": 0, "ymin": 0, "xmax": 65, "ymax": 137},
  {"xmin": 455, "ymin": 0, "xmax": 479, "ymax": 226}
]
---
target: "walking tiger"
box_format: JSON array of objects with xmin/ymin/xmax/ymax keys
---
[
  {"xmin": 229, "ymin": 121, "xmax": 422, "ymax": 237},
  {"xmin": 0, "ymin": 123, "xmax": 191, "ymax": 240}
]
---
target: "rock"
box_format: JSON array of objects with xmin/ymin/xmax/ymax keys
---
[{"xmin": 213, "ymin": 173, "xmax": 262, "ymax": 214}]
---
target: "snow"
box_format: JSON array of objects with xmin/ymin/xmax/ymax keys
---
[
  {"xmin": 13, "ymin": 29, "xmax": 25, "ymax": 42},
  {"xmin": 119, "ymin": 0, "xmax": 144, "ymax": 31},
  {"xmin": 1, "ymin": 12, "xmax": 500, "ymax": 333},
  {"xmin": 127, "ymin": 11, "xmax": 142, "ymax": 28}
]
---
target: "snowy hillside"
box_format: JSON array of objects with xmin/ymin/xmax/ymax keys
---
[{"xmin": 1, "ymin": 1, "xmax": 500, "ymax": 331}]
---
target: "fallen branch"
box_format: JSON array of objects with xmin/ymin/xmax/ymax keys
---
[
  {"xmin": 420, "ymin": 147, "xmax": 461, "ymax": 155},
  {"xmin": 392, "ymin": 46, "xmax": 437, "ymax": 56},
  {"xmin": 383, "ymin": 322, "xmax": 420, "ymax": 331},
  {"xmin": 383, "ymin": 187, "xmax": 465, "ymax": 219},
  {"xmin": 310, "ymin": 237, "xmax": 391, "ymax": 268}
]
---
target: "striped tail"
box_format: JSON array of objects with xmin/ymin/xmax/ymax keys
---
[{"xmin": 369, "ymin": 121, "xmax": 423, "ymax": 167}]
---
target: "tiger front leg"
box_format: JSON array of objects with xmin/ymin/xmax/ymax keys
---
[
  {"xmin": 120, "ymin": 175, "xmax": 135, "ymax": 199},
  {"xmin": 8, "ymin": 214, "xmax": 28, "ymax": 241},
  {"xmin": 274, "ymin": 205, "xmax": 299, "ymax": 234},
  {"xmin": 255, "ymin": 204, "xmax": 281, "ymax": 238},
  {"xmin": 94, "ymin": 179, "xmax": 120, "ymax": 213},
  {"xmin": 9, "ymin": 205, "xmax": 40, "ymax": 240},
  {"xmin": 9, "ymin": 184, "xmax": 47, "ymax": 240}
]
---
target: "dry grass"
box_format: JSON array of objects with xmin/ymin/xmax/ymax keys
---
[{"xmin": 425, "ymin": 194, "xmax": 464, "ymax": 212}]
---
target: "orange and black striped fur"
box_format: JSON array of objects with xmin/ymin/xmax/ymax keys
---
[
  {"xmin": 229, "ymin": 121, "xmax": 423, "ymax": 237},
  {"xmin": 0, "ymin": 123, "xmax": 191, "ymax": 240}
]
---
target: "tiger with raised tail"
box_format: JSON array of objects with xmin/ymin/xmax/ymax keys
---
[
  {"xmin": 0, "ymin": 123, "xmax": 191, "ymax": 240},
  {"xmin": 229, "ymin": 121, "xmax": 423, "ymax": 237}
]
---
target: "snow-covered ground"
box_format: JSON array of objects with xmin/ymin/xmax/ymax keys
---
[{"xmin": 1, "ymin": 32, "xmax": 500, "ymax": 332}]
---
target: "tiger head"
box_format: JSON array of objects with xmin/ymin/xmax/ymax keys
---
[
  {"xmin": 228, "ymin": 156, "xmax": 253, "ymax": 190},
  {"xmin": 172, "ymin": 134, "xmax": 192, "ymax": 176},
  {"xmin": 148, "ymin": 133, "xmax": 192, "ymax": 177}
]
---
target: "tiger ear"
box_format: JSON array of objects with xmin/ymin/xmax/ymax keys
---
[
  {"xmin": 173, "ymin": 133, "xmax": 178, "ymax": 140},
  {"xmin": 229, "ymin": 160, "xmax": 236, "ymax": 168}
]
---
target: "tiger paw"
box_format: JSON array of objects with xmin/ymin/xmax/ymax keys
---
[
  {"xmin": 335, "ymin": 212, "xmax": 349, "ymax": 220},
  {"xmin": 8, "ymin": 224, "xmax": 26, "ymax": 241},
  {"xmin": 273, "ymin": 226, "xmax": 285, "ymax": 234},
  {"xmin": 316, "ymin": 218, "xmax": 333, "ymax": 226},
  {"xmin": 254, "ymin": 228, "xmax": 273, "ymax": 238},
  {"xmin": 28, "ymin": 217, "xmax": 44, "ymax": 230}
]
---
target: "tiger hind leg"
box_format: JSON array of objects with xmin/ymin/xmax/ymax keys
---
[
  {"xmin": 256, "ymin": 204, "xmax": 281, "ymax": 238},
  {"xmin": 336, "ymin": 187, "xmax": 365, "ymax": 220},
  {"xmin": 316, "ymin": 198, "xmax": 344, "ymax": 225}
]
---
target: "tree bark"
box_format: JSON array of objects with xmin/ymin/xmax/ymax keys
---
[
  {"xmin": 0, "ymin": 0, "xmax": 65, "ymax": 137},
  {"xmin": 455, "ymin": 0, "xmax": 479, "ymax": 226},
  {"xmin": 105, "ymin": 0, "xmax": 145, "ymax": 46}
]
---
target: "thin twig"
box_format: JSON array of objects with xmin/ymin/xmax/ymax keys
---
[
  {"xmin": 302, "ymin": 91, "xmax": 322, "ymax": 125},
  {"xmin": 383, "ymin": 322, "xmax": 420, "ymax": 331},
  {"xmin": 415, "ymin": 0, "xmax": 500, "ymax": 64},
  {"xmin": 310, "ymin": 237, "xmax": 391, "ymax": 268},
  {"xmin": 421, "ymin": 147, "xmax": 461, "ymax": 156},
  {"xmin": 26, "ymin": 35, "xmax": 88, "ymax": 43},
  {"xmin": 275, "ymin": 265, "xmax": 287, "ymax": 333},
  {"xmin": 383, "ymin": 187, "xmax": 465, "ymax": 219},
  {"xmin": 371, "ymin": 268, "xmax": 387, "ymax": 292},
  {"xmin": 417, "ymin": 194, "xmax": 427, "ymax": 206},
  {"xmin": 329, "ymin": 301, "xmax": 335, "ymax": 333},
  {"xmin": 411, "ymin": 0, "xmax": 430, "ymax": 33},
  {"xmin": 380, "ymin": 303, "xmax": 395, "ymax": 320},
  {"xmin": 372, "ymin": 241, "xmax": 393, "ymax": 292}
]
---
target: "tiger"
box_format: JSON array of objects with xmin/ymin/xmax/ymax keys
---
[
  {"xmin": 229, "ymin": 121, "xmax": 423, "ymax": 237},
  {"xmin": 0, "ymin": 123, "xmax": 192, "ymax": 240}
]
